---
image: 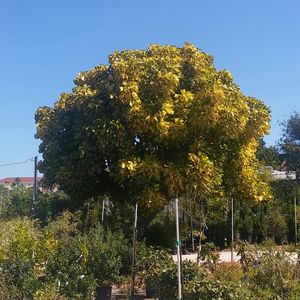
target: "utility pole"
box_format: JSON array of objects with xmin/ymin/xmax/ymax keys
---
[
  {"xmin": 101, "ymin": 199, "xmax": 105, "ymax": 223},
  {"xmin": 32, "ymin": 156, "xmax": 38, "ymax": 210},
  {"xmin": 231, "ymin": 197, "xmax": 234, "ymax": 264},
  {"xmin": 295, "ymin": 196, "xmax": 298, "ymax": 245},
  {"xmin": 190, "ymin": 201, "xmax": 195, "ymax": 252},
  {"xmin": 131, "ymin": 203, "xmax": 138, "ymax": 298},
  {"xmin": 197, "ymin": 224, "xmax": 202, "ymax": 265},
  {"xmin": 175, "ymin": 197, "xmax": 182, "ymax": 300}
]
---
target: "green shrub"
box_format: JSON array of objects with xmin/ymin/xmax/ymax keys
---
[
  {"xmin": 46, "ymin": 225, "xmax": 128, "ymax": 298},
  {"xmin": 248, "ymin": 249, "xmax": 299, "ymax": 299},
  {"xmin": 46, "ymin": 234, "xmax": 97, "ymax": 299},
  {"xmin": 138, "ymin": 246, "xmax": 172, "ymax": 298},
  {"xmin": 83, "ymin": 226, "xmax": 128, "ymax": 287},
  {"xmin": 200, "ymin": 242, "xmax": 220, "ymax": 272},
  {"xmin": 34, "ymin": 283, "xmax": 67, "ymax": 300},
  {"xmin": 214, "ymin": 263, "xmax": 244, "ymax": 282},
  {"xmin": 0, "ymin": 218, "xmax": 42, "ymax": 298},
  {"xmin": 138, "ymin": 246, "xmax": 205, "ymax": 299},
  {"xmin": 144, "ymin": 212, "xmax": 176, "ymax": 249},
  {"xmin": 184, "ymin": 279, "xmax": 253, "ymax": 300},
  {"xmin": 234, "ymin": 242, "xmax": 300, "ymax": 299},
  {"xmin": 0, "ymin": 274, "xmax": 19, "ymax": 299}
]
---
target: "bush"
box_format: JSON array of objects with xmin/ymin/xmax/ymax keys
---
[
  {"xmin": 137, "ymin": 246, "xmax": 174, "ymax": 298},
  {"xmin": 46, "ymin": 224, "xmax": 128, "ymax": 298},
  {"xmin": 46, "ymin": 234, "xmax": 97, "ymax": 299},
  {"xmin": 214, "ymin": 263, "xmax": 244, "ymax": 282},
  {"xmin": 83, "ymin": 226, "xmax": 129, "ymax": 287},
  {"xmin": 144, "ymin": 212, "xmax": 176, "ymax": 249},
  {"xmin": 137, "ymin": 243, "xmax": 300, "ymax": 299},
  {"xmin": 234, "ymin": 241, "xmax": 300, "ymax": 299},
  {"xmin": 0, "ymin": 214, "xmax": 129, "ymax": 299},
  {"xmin": 184, "ymin": 279, "xmax": 254, "ymax": 300},
  {"xmin": 0, "ymin": 218, "xmax": 42, "ymax": 298},
  {"xmin": 200, "ymin": 242, "xmax": 220, "ymax": 272},
  {"xmin": 248, "ymin": 249, "xmax": 299, "ymax": 298},
  {"xmin": 137, "ymin": 246, "xmax": 204, "ymax": 299},
  {"xmin": 34, "ymin": 283, "xmax": 67, "ymax": 300},
  {"xmin": 0, "ymin": 274, "xmax": 19, "ymax": 299}
]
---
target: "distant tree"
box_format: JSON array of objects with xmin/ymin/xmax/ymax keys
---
[
  {"xmin": 269, "ymin": 179, "xmax": 299, "ymax": 243},
  {"xmin": 11, "ymin": 177, "xmax": 21, "ymax": 188},
  {"xmin": 280, "ymin": 112, "xmax": 300, "ymax": 180},
  {"xmin": 1, "ymin": 186, "xmax": 33, "ymax": 218},
  {"xmin": 35, "ymin": 43, "xmax": 271, "ymax": 214},
  {"xmin": 256, "ymin": 139, "xmax": 281, "ymax": 169},
  {"xmin": 0, "ymin": 184, "xmax": 74, "ymax": 225}
]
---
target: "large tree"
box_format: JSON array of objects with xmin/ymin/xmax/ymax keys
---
[{"xmin": 35, "ymin": 43, "xmax": 271, "ymax": 212}]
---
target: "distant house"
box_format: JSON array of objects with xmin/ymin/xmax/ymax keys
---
[
  {"xmin": 259, "ymin": 166, "xmax": 296, "ymax": 180},
  {"xmin": 0, "ymin": 177, "xmax": 43, "ymax": 190},
  {"xmin": 271, "ymin": 170, "xmax": 296, "ymax": 180}
]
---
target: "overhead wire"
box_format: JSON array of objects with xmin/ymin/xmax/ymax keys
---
[{"xmin": 0, "ymin": 157, "xmax": 34, "ymax": 168}]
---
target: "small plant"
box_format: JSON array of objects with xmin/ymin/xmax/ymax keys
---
[
  {"xmin": 214, "ymin": 263, "xmax": 244, "ymax": 282},
  {"xmin": 200, "ymin": 242, "xmax": 220, "ymax": 272},
  {"xmin": 34, "ymin": 283, "xmax": 67, "ymax": 300},
  {"xmin": 235, "ymin": 240, "xmax": 255, "ymax": 276},
  {"xmin": 184, "ymin": 279, "xmax": 253, "ymax": 300},
  {"xmin": 137, "ymin": 246, "xmax": 205, "ymax": 299},
  {"xmin": 137, "ymin": 246, "xmax": 174, "ymax": 298}
]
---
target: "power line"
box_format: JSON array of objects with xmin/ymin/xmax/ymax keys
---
[{"xmin": 0, "ymin": 158, "xmax": 34, "ymax": 168}]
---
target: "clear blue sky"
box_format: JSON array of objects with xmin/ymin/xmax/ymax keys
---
[{"xmin": 0, "ymin": 0, "xmax": 299, "ymax": 177}]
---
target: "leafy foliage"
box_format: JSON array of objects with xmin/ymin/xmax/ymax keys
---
[
  {"xmin": 184, "ymin": 279, "xmax": 254, "ymax": 300},
  {"xmin": 0, "ymin": 212, "xmax": 129, "ymax": 299},
  {"xmin": 137, "ymin": 246, "xmax": 204, "ymax": 299},
  {"xmin": 144, "ymin": 211, "xmax": 177, "ymax": 248},
  {"xmin": 0, "ymin": 218, "xmax": 42, "ymax": 298},
  {"xmin": 200, "ymin": 242, "xmax": 220, "ymax": 272},
  {"xmin": 0, "ymin": 186, "xmax": 33, "ymax": 219},
  {"xmin": 0, "ymin": 186, "xmax": 74, "ymax": 226},
  {"xmin": 137, "ymin": 243, "xmax": 300, "ymax": 300},
  {"xmin": 45, "ymin": 224, "xmax": 128, "ymax": 299},
  {"xmin": 235, "ymin": 242, "xmax": 300, "ymax": 299}
]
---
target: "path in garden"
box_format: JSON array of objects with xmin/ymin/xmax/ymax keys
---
[
  {"xmin": 172, "ymin": 250, "xmax": 240, "ymax": 263},
  {"xmin": 172, "ymin": 250, "xmax": 299, "ymax": 264}
]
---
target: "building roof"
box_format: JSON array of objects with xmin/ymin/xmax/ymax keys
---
[{"xmin": 0, "ymin": 177, "xmax": 42, "ymax": 184}]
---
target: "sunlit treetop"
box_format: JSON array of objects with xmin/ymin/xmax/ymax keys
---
[{"xmin": 36, "ymin": 43, "xmax": 271, "ymax": 211}]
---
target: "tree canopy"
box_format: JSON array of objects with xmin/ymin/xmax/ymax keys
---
[{"xmin": 35, "ymin": 43, "xmax": 271, "ymax": 211}]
